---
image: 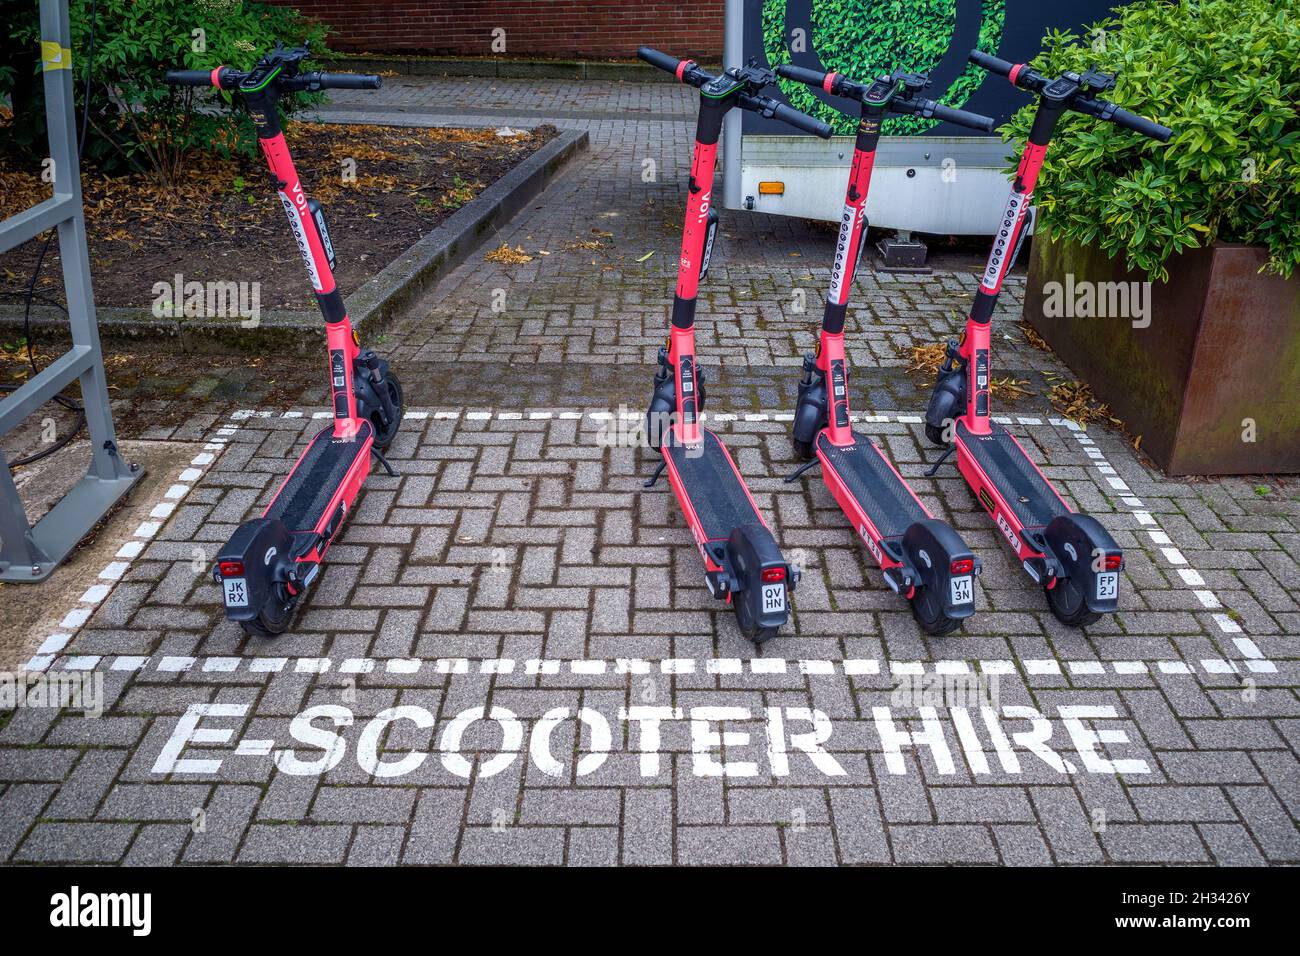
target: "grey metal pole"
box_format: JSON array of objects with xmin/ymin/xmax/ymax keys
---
[
  {"xmin": 721, "ymin": 0, "xmax": 745, "ymax": 212},
  {"xmin": 0, "ymin": 0, "xmax": 141, "ymax": 581}
]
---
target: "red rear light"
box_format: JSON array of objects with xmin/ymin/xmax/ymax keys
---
[
  {"xmin": 950, "ymin": 558, "xmax": 974, "ymax": 575},
  {"xmin": 218, "ymin": 561, "xmax": 245, "ymax": 578},
  {"xmin": 1104, "ymin": 554, "xmax": 1122, "ymax": 571},
  {"xmin": 761, "ymin": 567, "xmax": 786, "ymax": 583}
]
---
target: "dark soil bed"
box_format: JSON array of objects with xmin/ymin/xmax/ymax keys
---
[{"xmin": 0, "ymin": 121, "xmax": 556, "ymax": 313}]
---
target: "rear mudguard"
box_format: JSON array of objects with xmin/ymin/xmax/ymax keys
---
[
  {"xmin": 1043, "ymin": 513, "xmax": 1123, "ymax": 613},
  {"xmin": 792, "ymin": 355, "xmax": 828, "ymax": 451},
  {"xmin": 725, "ymin": 523, "xmax": 796, "ymax": 630},
  {"xmin": 924, "ymin": 365, "xmax": 966, "ymax": 442},
  {"xmin": 902, "ymin": 518, "xmax": 980, "ymax": 620},
  {"xmin": 213, "ymin": 518, "xmax": 294, "ymax": 623}
]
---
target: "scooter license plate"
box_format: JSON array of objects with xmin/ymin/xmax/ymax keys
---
[
  {"xmin": 950, "ymin": 576, "xmax": 973, "ymax": 605},
  {"xmin": 223, "ymin": 578, "xmax": 250, "ymax": 608},
  {"xmin": 761, "ymin": 583, "xmax": 786, "ymax": 614},
  {"xmin": 1096, "ymin": 572, "xmax": 1118, "ymax": 601}
]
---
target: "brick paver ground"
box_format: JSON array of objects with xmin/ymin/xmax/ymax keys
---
[{"xmin": 2, "ymin": 76, "xmax": 1296, "ymax": 866}]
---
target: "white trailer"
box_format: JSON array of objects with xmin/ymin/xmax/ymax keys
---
[{"xmin": 721, "ymin": 0, "xmax": 1128, "ymax": 235}]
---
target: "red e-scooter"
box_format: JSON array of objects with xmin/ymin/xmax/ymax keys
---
[
  {"xmin": 638, "ymin": 47, "xmax": 832, "ymax": 643},
  {"xmin": 776, "ymin": 63, "xmax": 994, "ymax": 635},
  {"xmin": 924, "ymin": 50, "xmax": 1172, "ymax": 626},
  {"xmin": 164, "ymin": 44, "xmax": 404, "ymax": 636}
]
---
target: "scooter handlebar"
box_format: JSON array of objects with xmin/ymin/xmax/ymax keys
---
[
  {"xmin": 1105, "ymin": 104, "xmax": 1173, "ymax": 143},
  {"xmin": 969, "ymin": 49, "xmax": 1016, "ymax": 79},
  {"xmin": 741, "ymin": 94, "xmax": 833, "ymax": 139},
  {"xmin": 775, "ymin": 63, "xmax": 833, "ymax": 91},
  {"xmin": 638, "ymin": 46, "xmax": 694, "ymax": 81},
  {"xmin": 164, "ymin": 69, "xmax": 217, "ymax": 87},
  {"xmin": 926, "ymin": 100, "xmax": 996, "ymax": 132},
  {"xmin": 309, "ymin": 72, "xmax": 382, "ymax": 91}
]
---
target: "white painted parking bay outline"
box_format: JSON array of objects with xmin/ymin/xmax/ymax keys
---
[
  {"xmin": 23, "ymin": 407, "xmax": 1281, "ymax": 678},
  {"xmin": 41, "ymin": 652, "xmax": 1285, "ymax": 680}
]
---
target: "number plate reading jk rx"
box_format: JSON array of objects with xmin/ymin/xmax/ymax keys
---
[
  {"xmin": 223, "ymin": 578, "xmax": 249, "ymax": 608},
  {"xmin": 761, "ymin": 583, "xmax": 786, "ymax": 614}
]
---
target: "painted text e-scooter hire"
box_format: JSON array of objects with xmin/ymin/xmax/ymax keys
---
[
  {"xmin": 165, "ymin": 43, "xmax": 404, "ymax": 637},
  {"xmin": 924, "ymin": 49, "xmax": 1173, "ymax": 626},
  {"xmin": 638, "ymin": 47, "xmax": 833, "ymax": 643},
  {"xmin": 777, "ymin": 63, "xmax": 995, "ymax": 635}
]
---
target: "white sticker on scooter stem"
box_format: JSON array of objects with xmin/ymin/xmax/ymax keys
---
[
  {"xmin": 279, "ymin": 190, "xmax": 322, "ymax": 291},
  {"xmin": 982, "ymin": 189, "xmax": 1028, "ymax": 292},
  {"xmin": 828, "ymin": 199, "xmax": 866, "ymax": 303}
]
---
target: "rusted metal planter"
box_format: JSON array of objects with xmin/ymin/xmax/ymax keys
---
[{"xmin": 1024, "ymin": 230, "xmax": 1300, "ymax": 476}]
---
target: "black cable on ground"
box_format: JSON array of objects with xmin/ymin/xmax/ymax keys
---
[{"xmin": 3, "ymin": 0, "xmax": 99, "ymax": 470}]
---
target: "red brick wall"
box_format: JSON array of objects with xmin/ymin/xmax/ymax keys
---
[{"xmin": 271, "ymin": 1, "xmax": 725, "ymax": 59}]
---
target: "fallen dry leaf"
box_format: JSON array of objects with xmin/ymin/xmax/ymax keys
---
[{"xmin": 485, "ymin": 243, "xmax": 533, "ymax": 264}]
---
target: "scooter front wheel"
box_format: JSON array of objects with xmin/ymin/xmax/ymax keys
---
[
  {"xmin": 925, "ymin": 422, "xmax": 949, "ymax": 447},
  {"xmin": 1045, "ymin": 576, "xmax": 1102, "ymax": 627},
  {"xmin": 908, "ymin": 585, "xmax": 962, "ymax": 636},
  {"xmin": 370, "ymin": 372, "xmax": 404, "ymax": 452},
  {"xmin": 240, "ymin": 586, "xmax": 299, "ymax": 639},
  {"xmin": 792, "ymin": 437, "xmax": 816, "ymax": 461}
]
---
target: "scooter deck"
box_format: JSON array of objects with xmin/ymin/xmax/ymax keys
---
[
  {"xmin": 957, "ymin": 419, "xmax": 1069, "ymax": 529},
  {"xmin": 664, "ymin": 428, "xmax": 764, "ymax": 541},
  {"xmin": 267, "ymin": 421, "xmax": 374, "ymax": 532},
  {"xmin": 818, "ymin": 431, "xmax": 928, "ymax": 539}
]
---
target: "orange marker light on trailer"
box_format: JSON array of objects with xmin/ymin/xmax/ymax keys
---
[{"xmin": 758, "ymin": 181, "xmax": 785, "ymax": 195}]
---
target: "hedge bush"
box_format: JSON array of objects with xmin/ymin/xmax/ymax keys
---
[
  {"xmin": 1003, "ymin": 0, "xmax": 1300, "ymax": 280},
  {"xmin": 1, "ymin": 0, "xmax": 326, "ymax": 182}
]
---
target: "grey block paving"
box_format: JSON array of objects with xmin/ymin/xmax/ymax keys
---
[{"xmin": 2, "ymin": 74, "xmax": 1297, "ymax": 867}]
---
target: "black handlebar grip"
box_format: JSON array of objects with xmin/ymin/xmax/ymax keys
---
[
  {"xmin": 1108, "ymin": 106, "xmax": 1173, "ymax": 143},
  {"xmin": 638, "ymin": 46, "xmax": 684, "ymax": 77},
  {"xmin": 770, "ymin": 101, "xmax": 834, "ymax": 139},
  {"xmin": 969, "ymin": 49, "xmax": 1015, "ymax": 78},
  {"xmin": 929, "ymin": 101, "xmax": 996, "ymax": 133},
  {"xmin": 164, "ymin": 69, "xmax": 213, "ymax": 87},
  {"xmin": 316, "ymin": 72, "xmax": 382, "ymax": 90},
  {"xmin": 775, "ymin": 63, "xmax": 831, "ymax": 90}
]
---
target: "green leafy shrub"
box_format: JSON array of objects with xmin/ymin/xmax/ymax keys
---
[
  {"xmin": 1, "ymin": 0, "xmax": 326, "ymax": 181},
  {"xmin": 762, "ymin": 0, "xmax": 1005, "ymax": 135},
  {"xmin": 1003, "ymin": 0, "xmax": 1300, "ymax": 280}
]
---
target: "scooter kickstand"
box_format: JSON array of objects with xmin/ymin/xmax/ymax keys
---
[
  {"xmin": 371, "ymin": 446, "xmax": 400, "ymax": 477},
  {"xmin": 923, "ymin": 445, "xmax": 955, "ymax": 478},
  {"xmin": 643, "ymin": 459, "xmax": 667, "ymax": 489},
  {"xmin": 783, "ymin": 458, "xmax": 821, "ymax": 483}
]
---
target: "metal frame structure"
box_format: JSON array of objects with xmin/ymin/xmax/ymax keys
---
[{"xmin": 0, "ymin": 0, "xmax": 141, "ymax": 582}]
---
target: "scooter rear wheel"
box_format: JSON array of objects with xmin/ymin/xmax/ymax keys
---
[
  {"xmin": 1045, "ymin": 576, "xmax": 1102, "ymax": 627},
  {"xmin": 369, "ymin": 372, "xmax": 404, "ymax": 452},
  {"xmin": 909, "ymin": 586, "xmax": 962, "ymax": 636},
  {"xmin": 731, "ymin": 593, "xmax": 779, "ymax": 645},
  {"xmin": 240, "ymin": 586, "xmax": 299, "ymax": 638}
]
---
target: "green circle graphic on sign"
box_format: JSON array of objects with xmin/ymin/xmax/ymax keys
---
[{"xmin": 762, "ymin": 0, "xmax": 1005, "ymax": 135}]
